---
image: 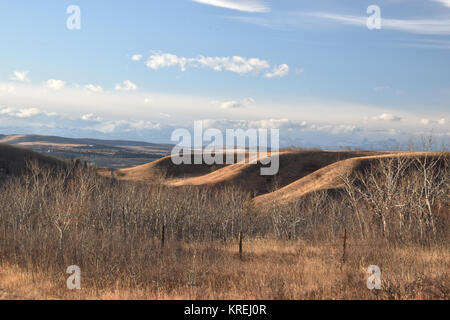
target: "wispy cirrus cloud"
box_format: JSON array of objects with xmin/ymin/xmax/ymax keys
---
[
  {"xmin": 192, "ymin": 0, "xmax": 270, "ymax": 13},
  {"xmin": 232, "ymin": 9, "xmax": 450, "ymax": 36},
  {"xmin": 310, "ymin": 12, "xmax": 450, "ymax": 35},
  {"xmin": 431, "ymin": 0, "xmax": 450, "ymax": 8}
]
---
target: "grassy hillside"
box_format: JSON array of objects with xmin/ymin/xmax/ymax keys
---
[
  {"xmin": 106, "ymin": 150, "xmax": 380, "ymax": 195},
  {"xmin": 254, "ymin": 151, "xmax": 450, "ymax": 207},
  {"xmin": 0, "ymin": 144, "xmax": 65, "ymax": 177}
]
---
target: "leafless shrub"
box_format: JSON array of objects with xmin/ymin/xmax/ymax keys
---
[{"xmin": 340, "ymin": 153, "xmax": 449, "ymax": 243}]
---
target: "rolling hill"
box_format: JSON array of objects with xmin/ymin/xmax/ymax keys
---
[
  {"xmin": 104, "ymin": 150, "xmax": 380, "ymax": 195},
  {"xmin": 253, "ymin": 152, "xmax": 449, "ymax": 208},
  {"xmin": 0, "ymin": 144, "xmax": 66, "ymax": 176},
  {"xmin": 3, "ymin": 136, "xmax": 446, "ymax": 211}
]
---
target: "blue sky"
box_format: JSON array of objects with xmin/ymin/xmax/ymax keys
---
[{"xmin": 0, "ymin": 0, "xmax": 449, "ymax": 148}]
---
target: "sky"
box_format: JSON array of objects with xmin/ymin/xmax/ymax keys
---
[{"xmin": 0, "ymin": 0, "xmax": 449, "ymax": 149}]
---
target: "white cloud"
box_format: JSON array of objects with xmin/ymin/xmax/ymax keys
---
[
  {"xmin": 197, "ymin": 56, "xmax": 270, "ymax": 74},
  {"xmin": 131, "ymin": 54, "xmax": 143, "ymax": 61},
  {"xmin": 422, "ymin": 118, "xmax": 447, "ymax": 125},
  {"xmin": 98, "ymin": 120, "xmax": 161, "ymax": 133},
  {"xmin": 192, "ymin": 0, "xmax": 270, "ymax": 13},
  {"xmin": 310, "ymin": 12, "xmax": 450, "ymax": 35},
  {"xmin": 264, "ymin": 64, "xmax": 289, "ymax": 78},
  {"xmin": 115, "ymin": 80, "xmax": 138, "ymax": 91},
  {"xmin": 0, "ymin": 105, "xmax": 164, "ymax": 138},
  {"xmin": 45, "ymin": 79, "xmax": 67, "ymax": 90},
  {"xmin": 431, "ymin": 0, "xmax": 450, "ymax": 8},
  {"xmin": 146, "ymin": 53, "xmax": 188, "ymax": 71},
  {"xmin": 372, "ymin": 113, "xmax": 402, "ymax": 122},
  {"xmin": 219, "ymin": 97, "xmax": 254, "ymax": 109},
  {"xmin": 0, "ymin": 81, "xmax": 220, "ymax": 123},
  {"xmin": 1, "ymin": 101, "xmax": 447, "ymax": 148},
  {"xmin": 0, "ymin": 107, "xmax": 16, "ymax": 116},
  {"xmin": 84, "ymin": 84, "xmax": 104, "ymax": 93},
  {"xmin": 10, "ymin": 71, "xmax": 30, "ymax": 82},
  {"xmin": 202, "ymin": 118, "xmax": 308, "ymax": 131},
  {"xmin": 220, "ymin": 101, "xmax": 244, "ymax": 109},
  {"xmin": 16, "ymin": 108, "xmax": 42, "ymax": 118},
  {"xmin": 0, "ymin": 81, "xmax": 446, "ymax": 146},
  {"xmin": 315, "ymin": 124, "xmax": 360, "ymax": 134},
  {"xmin": 81, "ymin": 113, "xmax": 101, "ymax": 122},
  {"xmin": 0, "ymin": 106, "xmax": 55, "ymax": 118},
  {"xmin": 130, "ymin": 120, "xmax": 161, "ymax": 130},
  {"xmin": 250, "ymin": 118, "xmax": 307, "ymax": 130},
  {"xmin": 146, "ymin": 52, "xmax": 280, "ymax": 76}
]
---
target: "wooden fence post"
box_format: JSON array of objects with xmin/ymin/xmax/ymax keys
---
[
  {"xmin": 342, "ymin": 228, "xmax": 347, "ymax": 263},
  {"xmin": 238, "ymin": 232, "xmax": 243, "ymax": 260},
  {"xmin": 161, "ymin": 224, "xmax": 165, "ymax": 250}
]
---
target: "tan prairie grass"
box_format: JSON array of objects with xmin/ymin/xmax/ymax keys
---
[
  {"xmin": 103, "ymin": 150, "xmax": 378, "ymax": 196},
  {"xmin": 254, "ymin": 152, "xmax": 448, "ymax": 207},
  {"xmin": 0, "ymin": 240, "xmax": 448, "ymax": 300},
  {"xmin": 0, "ymin": 150, "xmax": 448, "ymax": 300}
]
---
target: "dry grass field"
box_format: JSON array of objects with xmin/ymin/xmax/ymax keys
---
[
  {"xmin": 0, "ymin": 144, "xmax": 448, "ymax": 300},
  {"xmin": 0, "ymin": 240, "xmax": 448, "ymax": 300}
]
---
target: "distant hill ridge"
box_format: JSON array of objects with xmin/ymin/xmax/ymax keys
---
[
  {"xmin": 0, "ymin": 144, "xmax": 66, "ymax": 176},
  {"xmin": 0, "ymin": 134, "xmax": 173, "ymax": 149}
]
